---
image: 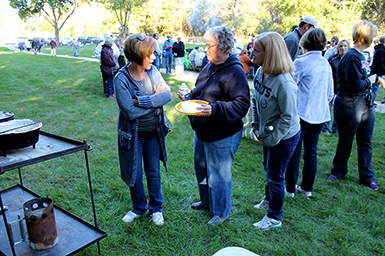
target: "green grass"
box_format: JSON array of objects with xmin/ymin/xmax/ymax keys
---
[{"xmin": 1, "ymin": 47, "xmax": 385, "ymax": 255}]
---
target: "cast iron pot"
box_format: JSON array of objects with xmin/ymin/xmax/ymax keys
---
[
  {"xmin": 0, "ymin": 119, "xmax": 42, "ymax": 156},
  {"xmin": 0, "ymin": 111, "xmax": 14, "ymax": 122}
]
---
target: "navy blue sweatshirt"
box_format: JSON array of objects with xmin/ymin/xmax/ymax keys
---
[
  {"xmin": 188, "ymin": 54, "xmax": 250, "ymax": 142},
  {"xmin": 337, "ymin": 48, "xmax": 371, "ymax": 96}
]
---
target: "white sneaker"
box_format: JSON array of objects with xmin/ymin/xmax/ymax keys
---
[
  {"xmin": 150, "ymin": 212, "xmax": 164, "ymax": 225},
  {"xmin": 285, "ymin": 189, "xmax": 295, "ymax": 198},
  {"xmin": 296, "ymin": 185, "xmax": 312, "ymax": 197},
  {"xmin": 254, "ymin": 197, "xmax": 269, "ymax": 210},
  {"xmin": 122, "ymin": 210, "xmax": 144, "ymax": 223},
  {"xmin": 253, "ymin": 215, "xmax": 282, "ymax": 231}
]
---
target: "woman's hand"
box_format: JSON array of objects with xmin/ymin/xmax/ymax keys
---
[
  {"xmin": 253, "ymin": 129, "xmax": 269, "ymax": 147},
  {"xmin": 378, "ymin": 76, "xmax": 385, "ymax": 88},
  {"xmin": 197, "ymin": 104, "xmax": 212, "ymax": 116},
  {"xmin": 177, "ymin": 89, "xmax": 191, "ymax": 101},
  {"xmin": 173, "ymin": 53, "xmax": 177, "ymax": 56},
  {"xmin": 155, "ymin": 83, "xmax": 166, "ymax": 94},
  {"xmin": 132, "ymin": 99, "xmax": 138, "ymax": 106},
  {"xmin": 369, "ymin": 74, "xmax": 376, "ymax": 84}
]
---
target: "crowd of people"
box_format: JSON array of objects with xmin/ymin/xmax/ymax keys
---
[{"xmin": 110, "ymin": 18, "xmax": 385, "ymax": 232}]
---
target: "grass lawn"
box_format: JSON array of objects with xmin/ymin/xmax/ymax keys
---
[{"xmin": 1, "ymin": 47, "xmax": 385, "ymax": 256}]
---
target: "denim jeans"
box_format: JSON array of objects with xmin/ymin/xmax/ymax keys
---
[
  {"xmin": 33, "ymin": 48, "xmax": 37, "ymax": 57},
  {"xmin": 193, "ymin": 129, "xmax": 242, "ymax": 217},
  {"xmin": 165, "ymin": 54, "xmax": 173, "ymax": 73},
  {"xmin": 130, "ymin": 132, "xmax": 163, "ymax": 215},
  {"xmin": 285, "ymin": 120, "xmax": 322, "ymax": 192},
  {"xmin": 73, "ymin": 46, "xmax": 78, "ymax": 56},
  {"xmin": 263, "ymin": 131, "xmax": 300, "ymax": 221},
  {"xmin": 331, "ymin": 95, "xmax": 376, "ymax": 183},
  {"xmin": 154, "ymin": 54, "xmax": 161, "ymax": 70},
  {"xmin": 104, "ymin": 73, "xmax": 114, "ymax": 97}
]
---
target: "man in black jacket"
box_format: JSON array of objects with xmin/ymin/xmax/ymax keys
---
[{"xmin": 371, "ymin": 35, "xmax": 385, "ymax": 102}]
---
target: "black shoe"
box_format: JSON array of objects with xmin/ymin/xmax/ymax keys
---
[{"xmin": 191, "ymin": 201, "xmax": 209, "ymax": 210}]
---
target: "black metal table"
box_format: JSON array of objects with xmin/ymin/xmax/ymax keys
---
[{"xmin": 0, "ymin": 131, "xmax": 106, "ymax": 255}]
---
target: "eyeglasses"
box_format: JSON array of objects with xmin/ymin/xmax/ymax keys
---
[
  {"xmin": 205, "ymin": 43, "xmax": 216, "ymax": 49},
  {"xmin": 252, "ymin": 48, "xmax": 264, "ymax": 53},
  {"xmin": 137, "ymin": 34, "xmax": 146, "ymax": 41}
]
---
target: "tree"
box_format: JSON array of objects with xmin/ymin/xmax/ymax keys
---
[
  {"xmin": 100, "ymin": 0, "xmax": 148, "ymax": 44},
  {"xmin": 361, "ymin": 0, "xmax": 385, "ymax": 32},
  {"xmin": 9, "ymin": 0, "xmax": 78, "ymax": 44}
]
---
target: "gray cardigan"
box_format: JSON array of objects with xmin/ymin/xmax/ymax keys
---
[
  {"xmin": 252, "ymin": 68, "xmax": 300, "ymax": 147},
  {"xmin": 114, "ymin": 64, "xmax": 171, "ymax": 187}
]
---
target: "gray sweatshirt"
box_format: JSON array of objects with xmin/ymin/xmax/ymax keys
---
[{"xmin": 252, "ymin": 68, "xmax": 300, "ymax": 147}]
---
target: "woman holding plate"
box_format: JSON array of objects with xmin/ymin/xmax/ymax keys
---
[{"xmin": 177, "ymin": 25, "xmax": 250, "ymax": 226}]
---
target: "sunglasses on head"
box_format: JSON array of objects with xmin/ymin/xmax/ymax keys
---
[{"xmin": 137, "ymin": 34, "xmax": 146, "ymax": 41}]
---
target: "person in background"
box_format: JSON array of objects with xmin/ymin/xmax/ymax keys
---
[
  {"xmin": 322, "ymin": 39, "xmax": 350, "ymax": 134},
  {"xmin": 189, "ymin": 46, "xmax": 199, "ymax": 70},
  {"xmin": 232, "ymin": 37, "xmax": 243, "ymax": 56},
  {"xmin": 163, "ymin": 34, "xmax": 174, "ymax": 74},
  {"xmin": 324, "ymin": 36, "xmax": 339, "ymax": 60},
  {"xmin": 247, "ymin": 35, "xmax": 255, "ymax": 51},
  {"xmin": 195, "ymin": 47, "xmax": 205, "ymax": 70},
  {"xmin": 69, "ymin": 38, "xmax": 80, "ymax": 57},
  {"xmin": 238, "ymin": 49, "xmax": 254, "ymax": 79},
  {"xmin": 115, "ymin": 33, "xmax": 171, "ymax": 226},
  {"xmin": 101, "ymin": 37, "xmax": 116, "ymax": 99},
  {"xmin": 18, "ymin": 41, "xmax": 24, "ymax": 52},
  {"xmin": 370, "ymin": 35, "xmax": 385, "ymax": 102},
  {"xmin": 177, "ymin": 25, "xmax": 250, "ymax": 226},
  {"xmin": 251, "ymin": 32, "xmax": 300, "ymax": 231},
  {"xmin": 285, "ymin": 28, "xmax": 334, "ymax": 198},
  {"xmin": 36, "ymin": 39, "xmax": 41, "ymax": 53},
  {"xmin": 327, "ymin": 20, "xmax": 385, "ymax": 191},
  {"xmin": 32, "ymin": 39, "xmax": 37, "ymax": 57},
  {"xmin": 284, "ymin": 16, "xmax": 318, "ymax": 61},
  {"xmin": 153, "ymin": 33, "xmax": 162, "ymax": 70},
  {"xmin": 49, "ymin": 39, "xmax": 57, "ymax": 56},
  {"xmin": 172, "ymin": 35, "xmax": 185, "ymax": 75}
]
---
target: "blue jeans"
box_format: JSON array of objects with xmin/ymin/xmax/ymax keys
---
[
  {"xmin": 193, "ymin": 130, "xmax": 242, "ymax": 217},
  {"xmin": 154, "ymin": 54, "xmax": 161, "ymax": 70},
  {"xmin": 165, "ymin": 54, "xmax": 173, "ymax": 73},
  {"xmin": 263, "ymin": 131, "xmax": 300, "ymax": 221},
  {"xmin": 33, "ymin": 48, "xmax": 37, "ymax": 57},
  {"xmin": 130, "ymin": 132, "xmax": 163, "ymax": 215},
  {"xmin": 104, "ymin": 73, "xmax": 114, "ymax": 97},
  {"xmin": 285, "ymin": 120, "xmax": 322, "ymax": 192},
  {"xmin": 331, "ymin": 95, "xmax": 376, "ymax": 183},
  {"xmin": 73, "ymin": 46, "xmax": 78, "ymax": 56}
]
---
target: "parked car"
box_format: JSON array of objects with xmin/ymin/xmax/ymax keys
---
[
  {"xmin": 78, "ymin": 36, "xmax": 91, "ymax": 44},
  {"xmin": 60, "ymin": 37, "xmax": 72, "ymax": 46},
  {"xmin": 89, "ymin": 36, "xmax": 103, "ymax": 44}
]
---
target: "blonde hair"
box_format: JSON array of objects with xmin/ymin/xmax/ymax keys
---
[
  {"xmin": 352, "ymin": 20, "xmax": 378, "ymax": 46},
  {"xmin": 255, "ymin": 32, "xmax": 295, "ymax": 76},
  {"xmin": 336, "ymin": 39, "xmax": 350, "ymax": 55}
]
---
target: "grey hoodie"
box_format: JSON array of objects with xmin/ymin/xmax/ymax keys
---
[{"xmin": 252, "ymin": 68, "xmax": 300, "ymax": 147}]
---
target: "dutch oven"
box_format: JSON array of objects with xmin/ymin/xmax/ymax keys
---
[
  {"xmin": 0, "ymin": 111, "xmax": 14, "ymax": 122},
  {"xmin": 0, "ymin": 119, "xmax": 42, "ymax": 156}
]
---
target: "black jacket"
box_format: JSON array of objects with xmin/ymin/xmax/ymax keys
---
[
  {"xmin": 188, "ymin": 54, "xmax": 250, "ymax": 142},
  {"xmin": 337, "ymin": 48, "xmax": 371, "ymax": 96},
  {"xmin": 172, "ymin": 41, "xmax": 185, "ymax": 57},
  {"xmin": 371, "ymin": 44, "xmax": 385, "ymax": 76}
]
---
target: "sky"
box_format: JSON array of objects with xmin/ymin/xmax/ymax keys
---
[{"xmin": 0, "ymin": 0, "xmax": 22, "ymax": 37}]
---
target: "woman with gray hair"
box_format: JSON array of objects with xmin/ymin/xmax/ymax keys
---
[{"xmin": 177, "ymin": 25, "xmax": 250, "ymax": 225}]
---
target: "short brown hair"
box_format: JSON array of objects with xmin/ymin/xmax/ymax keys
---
[
  {"xmin": 123, "ymin": 34, "xmax": 156, "ymax": 66},
  {"xmin": 352, "ymin": 20, "xmax": 377, "ymax": 46},
  {"xmin": 300, "ymin": 28, "xmax": 327, "ymax": 51},
  {"xmin": 254, "ymin": 32, "xmax": 295, "ymax": 76},
  {"xmin": 379, "ymin": 35, "xmax": 385, "ymax": 44}
]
